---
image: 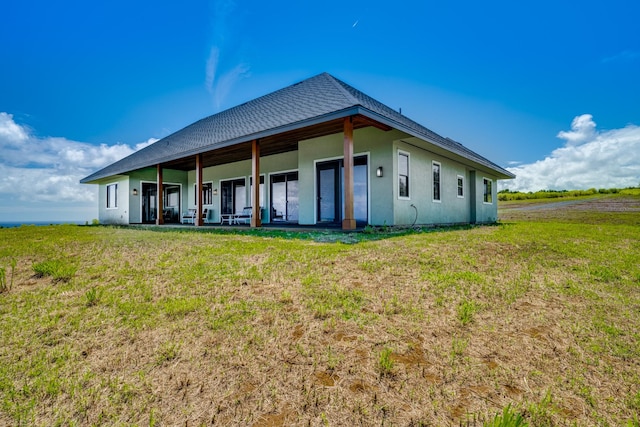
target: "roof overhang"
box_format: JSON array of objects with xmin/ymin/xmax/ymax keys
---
[
  {"xmin": 81, "ymin": 105, "xmax": 513, "ymax": 183},
  {"xmin": 164, "ymin": 108, "xmax": 394, "ymax": 167},
  {"xmin": 356, "ymin": 109, "xmax": 515, "ymax": 179},
  {"xmin": 82, "ymin": 109, "xmax": 393, "ymax": 182}
]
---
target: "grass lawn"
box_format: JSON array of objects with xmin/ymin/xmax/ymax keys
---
[{"xmin": 1, "ymin": 194, "xmax": 639, "ymax": 426}]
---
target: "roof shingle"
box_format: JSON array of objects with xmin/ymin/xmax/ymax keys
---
[{"xmin": 81, "ymin": 73, "xmax": 514, "ymax": 183}]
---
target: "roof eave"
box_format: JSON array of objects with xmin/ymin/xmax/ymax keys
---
[
  {"xmin": 172, "ymin": 106, "xmax": 363, "ymax": 159},
  {"xmin": 80, "ymin": 103, "xmax": 516, "ymax": 183},
  {"xmin": 80, "ymin": 106, "xmax": 364, "ymax": 184},
  {"xmin": 355, "ymin": 108, "xmax": 515, "ymax": 179}
]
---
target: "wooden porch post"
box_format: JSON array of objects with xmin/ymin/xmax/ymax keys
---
[
  {"xmin": 156, "ymin": 164, "xmax": 164, "ymax": 225},
  {"xmin": 195, "ymin": 154, "xmax": 203, "ymax": 227},
  {"xmin": 251, "ymin": 139, "xmax": 262, "ymax": 227},
  {"xmin": 342, "ymin": 117, "xmax": 356, "ymax": 230}
]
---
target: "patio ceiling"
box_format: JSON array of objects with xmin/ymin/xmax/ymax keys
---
[{"xmin": 161, "ymin": 114, "xmax": 391, "ymax": 171}]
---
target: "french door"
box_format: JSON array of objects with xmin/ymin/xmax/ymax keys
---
[
  {"xmin": 141, "ymin": 183, "xmax": 180, "ymax": 223},
  {"xmin": 316, "ymin": 156, "xmax": 368, "ymax": 225},
  {"xmin": 317, "ymin": 162, "xmax": 340, "ymax": 224},
  {"xmin": 142, "ymin": 183, "xmax": 157, "ymax": 223},
  {"xmin": 221, "ymin": 178, "xmax": 246, "ymax": 215},
  {"xmin": 270, "ymin": 172, "xmax": 299, "ymax": 223}
]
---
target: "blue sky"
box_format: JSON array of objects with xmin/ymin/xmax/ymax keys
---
[{"xmin": 1, "ymin": 0, "xmax": 639, "ymax": 222}]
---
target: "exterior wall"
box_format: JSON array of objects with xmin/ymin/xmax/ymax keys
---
[
  {"xmin": 186, "ymin": 151, "xmax": 299, "ymax": 223},
  {"xmin": 392, "ymin": 140, "xmax": 472, "ymax": 226},
  {"xmin": 297, "ymin": 127, "xmax": 407, "ymax": 225},
  {"xmin": 95, "ymin": 131, "xmax": 500, "ymax": 227},
  {"xmin": 472, "ymin": 173, "xmax": 499, "ymax": 223},
  {"xmin": 127, "ymin": 168, "xmax": 157, "ymax": 224},
  {"xmin": 103, "ymin": 168, "xmax": 188, "ymax": 224},
  {"xmin": 97, "ymin": 175, "xmax": 130, "ymax": 225}
]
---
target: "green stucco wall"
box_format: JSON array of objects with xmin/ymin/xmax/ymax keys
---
[
  {"xmin": 125, "ymin": 168, "xmax": 188, "ymax": 224},
  {"xmin": 96, "ymin": 175, "xmax": 129, "ymax": 225},
  {"xmin": 95, "ymin": 128, "xmax": 500, "ymax": 226},
  {"xmin": 297, "ymin": 127, "xmax": 407, "ymax": 225},
  {"xmin": 392, "ymin": 139, "xmax": 471, "ymax": 225},
  {"xmin": 389, "ymin": 137, "xmax": 500, "ymax": 225}
]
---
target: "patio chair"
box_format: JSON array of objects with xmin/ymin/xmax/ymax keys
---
[
  {"xmin": 181, "ymin": 209, "xmax": 196, "ymax": 224},
  {"xmin": 234, "ymin": 207, "xmax": 253, "ymax": 225}
]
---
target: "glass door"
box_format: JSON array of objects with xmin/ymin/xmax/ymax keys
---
[
  {"xmin": 317, "ymin": 161, "xmax": 340, "ymax": 224},
  {"xmin": 142, "ymin": 183, "xmax": 157, "ymax": 223},
  {"xmin": 163, "ymin": 185, "xmax": 180, "ymax": 223},
  {"xmin": 221, "ymin": 178, "xmax": 246, "ymax": 215},
  {"xmin": 316, "ymin": 156, "xmax": 368, "ymax": 225},
  {"xmin": 270, "ymin": 172, "xmax": 298, "ymax": 223},
  {"xmin": 353, "ymin": 157, "xmax": 368, "ymax": 224}
]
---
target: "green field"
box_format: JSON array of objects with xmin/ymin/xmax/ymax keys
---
[{"xmin": 1, "ymin": 194, "xmax": 639, "ymax": 426}]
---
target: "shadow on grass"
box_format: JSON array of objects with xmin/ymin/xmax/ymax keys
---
[{"xmin": 110, "ymin": 223, "xmax": 493, "ymax": 244}]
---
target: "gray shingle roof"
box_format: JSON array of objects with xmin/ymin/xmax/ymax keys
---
[{"xmin": 81, "ymin": 72, "xmax": 514, "ymax": 183}]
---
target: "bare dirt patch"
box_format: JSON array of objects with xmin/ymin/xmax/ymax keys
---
[{"xmin": 499, "ymin": 195, "xmax": 640, "ymax": 224}]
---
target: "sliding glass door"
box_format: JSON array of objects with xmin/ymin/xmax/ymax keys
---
[
  {"xmin": 141, "ymin": 183, "xmax": 180, "ymax": 223},
  {"xmin": 270, "ymin": 172, "xmax": 298, "ymax": 223},
  {"xmin": 142, "ymin": 183, "xmax": 157, "ymax": 223},
  {"xmin": 316, "ymin": 156, "xmax": 368, "ymax": 225},
  {"xmin": 221, "ymin": 178, "xmax": 246, "ymax": 215}
]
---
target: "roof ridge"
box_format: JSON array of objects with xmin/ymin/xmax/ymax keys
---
[
  {"xmin": 321, "ymin": 73, "xmax": 361, "ymax": 107},
  {"xmin": 81, "ymin": 73, "xmax": 515, "ymax": 183}
]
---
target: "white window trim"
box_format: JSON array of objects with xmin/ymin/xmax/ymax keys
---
[
  {"xmin": 432, "ymin": 161, "xmax": 441, "ymax": 203},
  {"xmin": 457, "ymin": 175, "xmax": 465, "ymax": 199},
  {"xmin": 398, "ymin": 150, "xmax": 410, "ymax": 200},
  {"xmin": 106, "ymin": 182, "xmax": 118, "ymax": 210},
  {"xmin": 483, "ymin": 177, "xmax": 493, "ymax": 204}
]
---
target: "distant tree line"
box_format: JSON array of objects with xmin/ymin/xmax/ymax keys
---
[{"xmin": 498, "ymin": 186, "xmax": 640, "ymax": 201}]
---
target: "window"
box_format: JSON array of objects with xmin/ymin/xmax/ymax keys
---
[
  {"xmin": 106, "ymin": 183, "xmax": 118, "ymax": 209},
  {"xmin": 457, "ymin": 175, "xmax": 464, "ymax": 198},
  {"xmin": 432, "ymin": 162, "xmax": 441, "ymax": 201},
  {"xmin": 483, "ymin": 178, "xmax": 493, "ymax": 203},
  {"xmin": 398, "ymin": 151, "xmax": 409, "ymax": 198},
  {"xmin": 194, "ymin": 182, "xmax": 212, "ymax": 205}
]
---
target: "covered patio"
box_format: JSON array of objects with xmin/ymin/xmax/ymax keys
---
[{"xmin": 151, "ymin": 114, "xmax": 390, "ymax": 230}]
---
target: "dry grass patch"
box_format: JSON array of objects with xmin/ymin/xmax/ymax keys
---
[{"xmin": 1, "ymin": 207, "xmax": 639, "ymax": 426}]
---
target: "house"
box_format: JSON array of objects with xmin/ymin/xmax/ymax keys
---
[{"xmin": 80, "ymin": 73, "xmax": 515, "ymax": 229}]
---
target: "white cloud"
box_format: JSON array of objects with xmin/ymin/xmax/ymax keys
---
[
  {"xmin": 205, "ymin": 46, "xmax": 220, "ymax": 94},
  {"xmin": 501, "ymin": 114, "xmax": 640, "ymax": 192},
  {"xmin": 0, "ymin": 112, "xmax": 28, "ymax": 143},
  {"xmin": 211, "ymin": 63, "xmax": 251, "ymax": 110},
  {"xmin": 556, "ymin": 114, "xmax": 596, "ymax": 145},
  {"xmin": 134, "ymin": 138, "xmax": 158, "ymax": 151},
  {"xmin": 0, "ymin": 113, "xmax": 156, "ymax": 210},
  {"xmin": 205, "ymin": 0, "xmax": 250, "ymax": 110}
]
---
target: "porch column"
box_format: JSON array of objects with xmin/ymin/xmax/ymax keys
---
[
  {"xmin": 156, "ymin": 164, "xmax": 164, "ymax": 225},
  {"xmin": 195, "ymin": 154, "xmax": 203, "ymax": 227},
  {"xmin": 251, "ymin": 139, "xmax": 262, "ymax": 227},
  {"xmin": 342, "ymin": 117, "xmax": 356, "ymax": 230}
]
